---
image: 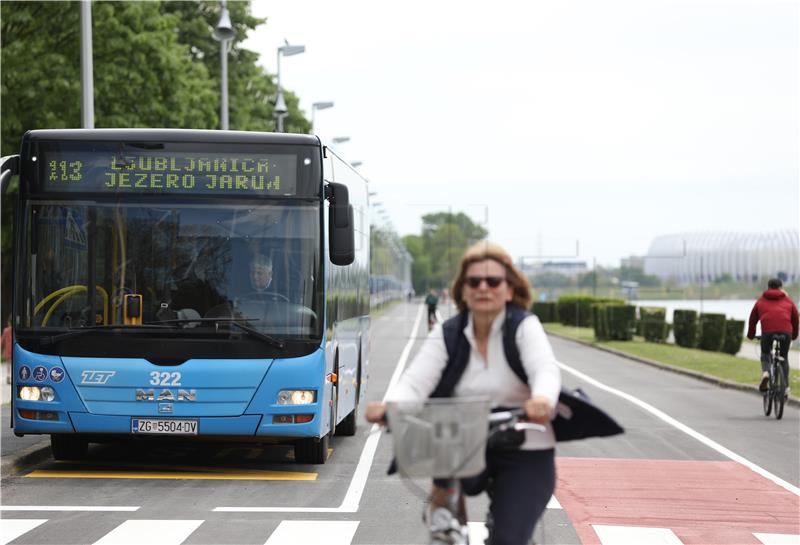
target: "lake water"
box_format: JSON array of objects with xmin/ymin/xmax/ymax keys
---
[{"xmin": 634, "ymin": 299, "xmax": 754, "ymax": 323}]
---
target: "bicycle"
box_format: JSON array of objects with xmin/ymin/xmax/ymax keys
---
[
  {"xmin": 385, "ymin": 397, "xmax": 546, "ymax": 545},
  {"xmin": 756, "ymin": 335, "xmax": 789, "ymax": 420}
]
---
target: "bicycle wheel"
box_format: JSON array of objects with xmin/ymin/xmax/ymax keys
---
[
  {"xmin": 774, "ymin": 363, "xmax": 786, "ymax": 420},
  {"xmin": 763, "ymin": 390, "xmax": 772, "ymax": 416}
]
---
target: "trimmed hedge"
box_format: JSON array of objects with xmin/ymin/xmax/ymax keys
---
[
  {"xmin": 640, "ymin": 306, "xmax": 668, "ymax": 343},
  {"xmin": 532, "ymin": 302, "xmax": 559, "ymax": 323},
  {"xmin": 592, "ymin": 303, "xmax": 610, "ymax": 341},
  {"xmin": 557, "ymin": 295, "xmax": 596, "ymax": 327},
  {"xmin": 558, "ymin": 295, "xmax": 624, "ymax": 327},
  {"xmin": 673, "ymin": 309, "xmax": 698, "ymax": 348},
  {"xmin": 698, "ymin": 313, "xmax": 727, "ymax": 351},
  {"xmin": 607, "ymin": 305, "xmax": 637, "ymax": 340},
  {"xmin": 722, "ymin": 319, "xmax": 745, "ymax": 355}
]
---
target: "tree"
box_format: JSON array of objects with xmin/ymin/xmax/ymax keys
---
[
  {"xmin": 402, "ymin": 211, "xmax": 489, "ymax": 292},
  {"xmin": 0, "ymin": 1, "xmax": 311, "ymax": 322}
]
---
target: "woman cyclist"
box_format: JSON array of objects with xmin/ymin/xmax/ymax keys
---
[{"xmin": 366, "ymin": 241, "xmax": 561, "ymax": 545}]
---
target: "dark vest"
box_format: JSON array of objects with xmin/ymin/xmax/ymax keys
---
[{"xmin": 431, "ymin": 304, "xmax": 530, "ymax": 398}]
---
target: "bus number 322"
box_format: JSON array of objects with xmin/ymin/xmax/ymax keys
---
[{"xmin": 150, "ymin": 372, "xmax": 181, "ymax": 386}]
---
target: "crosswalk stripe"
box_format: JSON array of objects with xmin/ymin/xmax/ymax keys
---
[
  {"xmin": 0, "ymin": 519, "xmax": 47, "ymax": 545},
  {"xmin": 468, "ymin": 521, "xmax": 488, "ymax": 544},
  {"xmin": 264, "ymin": 521, "xmax": 359, "ymax": 545},
  {"xmin": 0, "ymin": 506, "xmax": 139, "ymax": 512},
  {"xmin": 26, "ymin": 469, "xmax": 316, "ymax": 481},
  {"xmin": 753, "ymin": 533, "xmax": 800, "ymax": 545},
  {"xmin": 592, "ymin": 524, "xmax": 684, "ymax": 545},
  {"xmin": 91, "ymin": 520, "xmax": 204, "ymax": 545}
]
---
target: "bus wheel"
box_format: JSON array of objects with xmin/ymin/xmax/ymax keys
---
[
  {"xmin": 50, "ymin": 435, "xmax": 88, "ymax": 461},
  {"xmin": 294, "ymin": 434, "xmax": 329, "ymax": 464}
]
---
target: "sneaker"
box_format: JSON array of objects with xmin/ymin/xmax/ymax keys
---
[
  {"xmin": 785, "ymin": 387, "xmax": 791, "ymax": 399},
  {"xmin": 759, "ymin": 372, "xmax": 769, "ymax": 392}
]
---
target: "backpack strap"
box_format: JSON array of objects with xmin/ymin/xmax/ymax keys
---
[
  {"xmin": 432, "ymin": 304, "xmax": 531, "ymax": 398},
  {"xmin": 502, "ymin": 304, "xmax": 530, "ymax": 386},
  {"xmin": 431, "ymin": 311, "xmax": 470, "ymax": 398}
]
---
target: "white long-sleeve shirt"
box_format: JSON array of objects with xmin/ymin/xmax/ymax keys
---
[{"xmin": 387, "ymin": 307, "xmax": 562, "ymax": 450}]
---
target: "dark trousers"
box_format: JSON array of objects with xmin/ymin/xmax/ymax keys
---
[
  {"xmin": 460, "ymin": 448, "xmax": 556, "ymax": 545},
  {"xmin": 761, "ymin": 332, "xmax": 791, "ymax": 383}
]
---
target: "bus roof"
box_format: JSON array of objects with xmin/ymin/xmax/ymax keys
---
[{"xmin": 23, "ymin": 129, "xmax": 320, "ymax": 147}]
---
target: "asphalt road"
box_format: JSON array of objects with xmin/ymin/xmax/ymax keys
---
[{"xmin": 1, "ymin": 301, "xmax": 798, "ymax": 545}]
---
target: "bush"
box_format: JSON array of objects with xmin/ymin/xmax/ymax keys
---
[
  {"xmin": 532, "ymin": 302, "xmax": 558, "ymax": 323},
  {"xmin": 607, "ymin": 304, "xmax": 637, "ymax": 340},
  {"xmin": 558, "ymin": 295, "xmax": 624, "ymax": 327},
  {"xmin": 698, "ymin": 313, "xmax": 727, "ymax": 351},
  {"xmin": 673, "ymin": 309, "xmax": 698, "ymax": 348},
  {"xmin": 592, "ymin": 303, "xmax": 610, "ymax": 340},
  {"xmin": 557, "ymin": 295, "xmax": 596, "ymax": 327},
  {"xmin": 722, "ymin": 319, "xmax": 745, "ymax": 355},
  {"xmin": 640, "ymin": 306, "xmax": 668, "ymax": 343}
]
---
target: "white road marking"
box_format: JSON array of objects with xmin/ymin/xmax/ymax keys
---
[
  {"xmin": 264, "ymin": 520, "xmax": 359, "ymax": 545},
  {"xmin": 92, "ymin": 520, "xmax": 203, "ymax": 545},
  {"xmin": 592, "ymin": 524, "xmax": 684, "ymax": 544},
  {"xmin": 0, "ymin": 505, "xmax": 140, "ymax": 511},
  {"xmin": 547, "ymin": 495, "xmax": 562, "ymax": 509},
  {"xmin": 468, "ymin": 521, "xmax": 488, "ymax": 543},
  {"xmin": 558, "ymin": 361, "xmax": 800, "ymax": 497},
  {"xmin": 215, "ymin": 305, "xmax": 425, "ymax": 513},
  {"xmin": 0, "ymin": 519, "xmax": 47, "ymax": 545},
  {"xmin": 754, "ymin": 533, "xmax": 800, "ymax": 545}
]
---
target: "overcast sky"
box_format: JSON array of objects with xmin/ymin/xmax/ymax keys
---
[{"xmin": 242, "ymin": 0, "xmax": 798, "ymax": 266}]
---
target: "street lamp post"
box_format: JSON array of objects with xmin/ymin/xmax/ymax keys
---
[
  {"xmin": 213, "ymin": 0, "xmax": 234, "ymax": 130},
  {"xmin": 275, "ymin": 40, "xmax": 305, "ymax": 132},
  {"xmin": 80, "ymin": 0, "xmax": 94, "ymax": 128},
  {"xmin": 310, "ymin": 101, "xmax": 334, "ymax": 134}
]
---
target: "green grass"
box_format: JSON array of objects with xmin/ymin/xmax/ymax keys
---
[{"xmin": 543, "ymin": 323, "xmax": 799, "ymax": 393}]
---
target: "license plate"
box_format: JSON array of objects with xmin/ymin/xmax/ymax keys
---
[{"xmin": 131, "ymin": 418, "xmax": 198, "ymax": 435}]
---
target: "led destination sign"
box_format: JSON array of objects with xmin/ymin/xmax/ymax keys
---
[{"xmin": 40, "ymin": 150, "xmax": 298, "ymax": 195}]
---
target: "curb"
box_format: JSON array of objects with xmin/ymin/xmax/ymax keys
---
[
  {"xmin": 548, "ymin": 332, "xmax": 800, "ymax": 408},
  {"xmin": 1, "ymin": 439, "xmax": 51, "ymax": 478}
]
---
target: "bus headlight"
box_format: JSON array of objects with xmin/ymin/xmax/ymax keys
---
[
  {"xmin": 277, "ymin": 390, "xmax": 316, "ymax": 405},
  {"xmin": 40, "ymin": 386, "xmax": 56, "ymax": 401},
  {"xmin": 18, "ymin": 386, "xmax": 56, "ymax": 402},
  {"xmin": 19, "ymin": 386, "xmax": 41, "ymax": 401}
]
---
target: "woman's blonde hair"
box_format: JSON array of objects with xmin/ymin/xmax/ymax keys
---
[{"xmin": 450, "ymin": 241, "xmax": 532, "ymax": 313}]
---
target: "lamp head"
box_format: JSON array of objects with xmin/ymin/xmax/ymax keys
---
[
  {"xmin": 274, "ymin": 92, "xmax": 288, "ymax": 115},
  {"xmin": 213, "ymin": 7, "xmax": 234, "ymax": 41}
]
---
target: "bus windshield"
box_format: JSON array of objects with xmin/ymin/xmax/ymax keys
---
[{"xmin": 21, "ymin": 199, "xmax": 322, "ymax": 342}]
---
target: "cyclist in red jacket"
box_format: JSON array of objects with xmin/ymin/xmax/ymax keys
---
[{"xmin": 747, "ymin": 278, "xmax": 799, "ymax": 394}]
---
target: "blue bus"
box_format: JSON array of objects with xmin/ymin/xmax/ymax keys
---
[{"xmin": 1, "ymin": 129, "xmax": 369, "ymax": 464}]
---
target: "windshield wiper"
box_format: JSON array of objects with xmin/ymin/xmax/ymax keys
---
[
  {"xmin": 41, "ymin": 324, "xmax": 172, "ymax": 346},
  {"xmin": 149, "ymin": 318, "xmax": 285, "ymax": 349}
]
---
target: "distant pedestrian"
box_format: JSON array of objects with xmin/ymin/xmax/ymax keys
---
[
  {"xmin": 425, "ymin": 289, "xmax": 439, "ymax": 330},
  {"xmin": 747, "ymin": 278, "xmax": 798, "ymax": 395}
]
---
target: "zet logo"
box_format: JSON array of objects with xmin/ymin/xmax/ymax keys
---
[{"xmin": 80, "ymin": 370, "xmax": 116, "ymax": 385}]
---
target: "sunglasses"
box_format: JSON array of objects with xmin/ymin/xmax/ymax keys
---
[{"xmin": 465, "ymin": 276, "xmax": 506, "ymax": 288}]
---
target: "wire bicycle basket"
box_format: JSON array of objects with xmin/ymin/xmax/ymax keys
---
[{"xmin": 386, "ymin": 397, "xmax": 492, "ymax": 479}]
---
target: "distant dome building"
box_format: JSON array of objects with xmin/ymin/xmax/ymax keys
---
[{"xmin": 644, "ymin": 230, "xmax": 799, "ymax": 284}]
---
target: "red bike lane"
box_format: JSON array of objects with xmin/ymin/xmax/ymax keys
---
[{"xmin": 555, "ymin": 457, "xmax": 800, "ymax": 545}]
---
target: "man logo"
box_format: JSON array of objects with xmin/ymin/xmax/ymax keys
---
[
  {"xmin": 80, "ymin": 370, "xmax": 116, "ymax": 385},
  {"xmin": 135, "ymin": 388, "xmax": 197, "ymax": 402}
]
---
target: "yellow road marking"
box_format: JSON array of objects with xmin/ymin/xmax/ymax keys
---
[{"xmin": 26, "ymin": 469, "xmax": 317, "ymax": 481}]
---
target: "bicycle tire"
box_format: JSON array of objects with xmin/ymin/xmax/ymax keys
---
[
  {"xmin": 774, "ymin": 362, "xmax": 786, "ymax": 420},
  {"xmin": 763, "ymin": 390, "xmax": 772, "ymax": 416}
]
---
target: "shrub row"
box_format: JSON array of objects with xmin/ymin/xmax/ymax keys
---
[
  {"xmin": 532, "ymin": 302, "xmax": 558, "ymax": 323},
  {"xmin": 639, "ymin": 306, "xmax": 669, "ymax": 343},
  {"xmin": 593, "ymin": 303, "xmax": 636, "ymax": 341},
  {"xmin": 558, "ymin": 295, "xmax": 624, "ymax": 327},
  {"xmin": 674, "ymin": 309, "xmax": 744, "ymax": 355}
]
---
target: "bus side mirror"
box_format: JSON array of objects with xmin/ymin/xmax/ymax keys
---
[
  {"xmin": 1, "ymin": 155, "xmax": 20, "ymax": 196},
  {"xmin": 326, "ymin": 182, "xmax": 355, "ymax": 266}
]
